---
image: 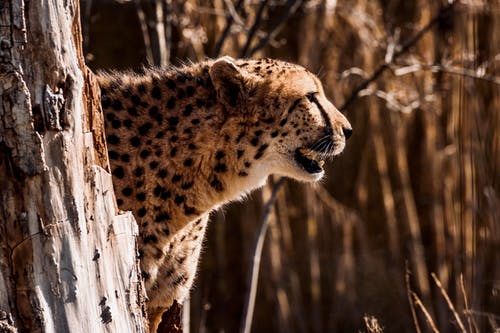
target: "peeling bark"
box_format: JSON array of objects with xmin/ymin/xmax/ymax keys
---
[{"xmin": 0, "ymin": 1, "xmax": 148, "ymax": 332}]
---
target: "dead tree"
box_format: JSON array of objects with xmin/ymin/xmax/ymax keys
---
[{"xmin": 0, "ymin": 1, "xmax": 148, "ymax": 332}]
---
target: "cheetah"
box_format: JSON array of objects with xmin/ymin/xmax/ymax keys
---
[{"xmin": 98, "ymin": 56, "xmax": 352, "ymax": 331}]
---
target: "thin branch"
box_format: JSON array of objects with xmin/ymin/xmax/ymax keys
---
[
  {"xmin": 431, "ymin": 273, "xmax": 467, "ymax": 333},
  {"xmin": 134, "ymin": 1, "xmax": 154, "ymax": 65},
  {"xmin": 460, "ymin": 274, "xmax": 479, "ymax": 333},
  {"xmin": 412, "ymin": 292, "xmax": 440, "ymax": 333},
  {"xmin": 247, "ymin": 0, "xmax": 302, "ymax": 57},
  {"xmin": 339, "ymin": 0, "xmax": 458, "ymax": 112},
  {"xmin": 392, "ymin": 63, "xmax": 500, "ymax": 85},
  {"xmin": 405, "ymin": 265, "xmax": 423, "ymax": 333},
  {"xmin": 240, "ymin": 0, "xmax": 270, "ymax": 57},
  {"xmin": 212, "ymin": 0, "xmax": 245, "ymax": 57},
  {"xmin": 240, "ymin": 177, "xmax": 286, "ymax": 333}
]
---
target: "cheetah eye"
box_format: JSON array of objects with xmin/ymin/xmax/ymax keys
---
[{"xmin": 306, "ymin": 92, "xmax": 317, "ymax": 102}]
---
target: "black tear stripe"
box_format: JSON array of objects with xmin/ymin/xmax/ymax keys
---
[
  {"xmin": 287, "ymin": 98, "xmax": 303, "ymax": 115},
  {"xmin": 310, "ymin": 94, "xmax": 333, "ymax": 136}
]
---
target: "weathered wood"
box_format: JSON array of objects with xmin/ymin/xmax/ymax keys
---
[{"xmin": 0, "ymin": 1, "xmax": 147, "ymax": 332}]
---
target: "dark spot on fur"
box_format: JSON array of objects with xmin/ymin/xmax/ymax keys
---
[
  {"xmin": 127, "ymin": 107, "xmax": 138, "ymax": 116},
  {"xmin": 184, "ymin": 205, "xmax": 197, "ymax": 215},
  {"xmin": 244, "ymin": 161, "xmax": 251, "ymax": 168},
  {"xmin": 255, "ymin": 130, "xmax": 263, "ymax": 136},
  {"xmin": 139, "ymin": 122, "xmax": 152, "ymax": 135},
  {"xmin": 263, "ymin": 117, "xmax": 274, "ymax": 124},
  {"xmin": 111, "ymin": 119, "xmax": 121, "ymax": 129},
  {"xmin": 138, "ymin": 207, "xmax": 147, "ymax": 217},
  {"xmin": 183, "ymin": 158, "xmax": 193, "ymax": 167},
  {"xmin": 141, "ymin": 271, "xmax": 150, "ymax": 280},
  {"xmin": 151, "ymin": 86, "xmax": 161, "ymax": 99},
  {"xmin": 210, "ymin": 175, "xmax": 224, "ymax": 192},
  {"xmin": 106, "ymin": 113, "xmax": 115, "ymax": 121},
  {"xmin": 216, "ymin": 150, "xmax": 225, "ymax": 159},
  {"xmin": 214, "ymin": 163, "xmax": 227, "ymax": 173},
  {"xmin": 121, "ymin": 154, "xmax": 130, "ymax": 162},
  {"xmin": 112, "ymin": 166, "xmax": 124, "ymax": 179},
  {"xmin": 143, "ymin": 234, "xmax": 158, "ymax": 244},
  {"xmin": 238, "ymin": 171, "xmax": 248, "ymax": 177},
  {"xmin": 174, "ymin": 195, "xmax": 185, "ymax": 205},
  {"xmin": 188, "ymin": 143, "xmax": 197, "ymax": 150},
  {"xmin": 149, "ymin": 161, "xmax": 159, "ymax": 169},
  {"xmin": 183, "ymin": 104, "xmax": 193, "ymax": 117},
  {"xmin": 191, "ymin": 118, "xmax": 200, "ymax": 125},
  {"xmin": 250, "ymin": 137, "xmax": 259, "ymax": 146},
  {"xmin": 162, "ymin": 228, "xmax": 170, "ymax": 235},
  {"xmin": 154, "ymin": 212, "xmax": 170, "ymax": 222},
  {"xmin": 181, "ymin": 182, "xmax": 194, "ymax": 190},
  {"xmin": 158, "ymin": 168, "xmax": 168, "ymax": 178},
  {"xmin": 153, "ymin": 185, "xmax": 165, "ymax": 197},
  {"xmin": 112, "ymin": 100, "xmax": 123, "ymax": 111},
  {"xmin": 172, "ymin": 174, "xmax": 182, "ymax": 183},
  {"xmin": 102, "ymin": 97, "xmax": 111, "ymax": 109},
  {"xmin": 149, "ymin": 106, "xmax": 163, "ymax": 124},
  {"xmin": 122, "ymin": 187, "xmax": 132, "ymax": 196},
  {"xmin": 177, "ymin": 89, "xmax": 185, "ymax": 99},
  {"xmin": 170, "ymin": 135, "xmax": 178, "ymax": 143},
  {"xmin": 186, "ymin": 86, "xmax": 195, "ymax": 97},
  {"xmin": 124, "ymin": 119, "xmax": 133, "ymax": 128},
  {"xmin": 170, "ymin": 147, "xmax": 177, "ymax": 157},
  {"xmin": 107, "ymin": 135, "xmax": 119, "ymax": 145},
  {"xmin": 108, "ymin": 151, "xmax": 119, "ymax": 160},
  {"xmin": 130, "ymin": 136, "xmax": 141, "ymax": 147},
  {"xmin": 279, "ymin": 118, "xmax": 287, "ymax": 126},
  {"xmin": 140, "ymin": 149, "xmax": 150, "ymax": 159},
  {"xmin": 196, "ymin": 99, "xmax": 204, "ymax": 108},
  {"xmin": 131, "ymin": 95, "xmax": 141, "ymax": 105},
  {"xmin": 136, "ymin": 192, "xmax": 146, "ymax": 201},
  {"xmin": 258, "ymin": 144, "xmax": 269, "ymax": 152},
  {"xmin": 134, "ymin": 167, "xmax": 144, "ymax": 177},
  {"xmin": 254, "ymin": 145, "xmax": 267, "ymax": 160},
  {"xmin": 237, "ymin": 150, "xmax": 244, "ymax": 159},
  {"xmin": 166, "ymin": 79, "xmax": 176, "ymax": 90},
  {"xmin": 155, "ymin": 131, "xmax": 165, "ymax": 139},
  {"xmin": 168, "ymin": 117, "xmax": 179, "ymax": 126},
  {"xmin": 116, "ymin": 198, "xmax": 123, "ymax": 206},
  {"xmin": 167, "ymin": 97, "xmax": 176, "ymax": 109},
  {"xmin": 137, "ymin": 84, "xmax": 146, "ymax": 94},
  {"xmin": 281, "ymin": 132, "xmax": 288, "ymax": 137}
]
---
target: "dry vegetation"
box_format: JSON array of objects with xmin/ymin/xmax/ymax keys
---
[{"xmin": 81, "ymin": 0, "xmax": 499, "ymax": 332}]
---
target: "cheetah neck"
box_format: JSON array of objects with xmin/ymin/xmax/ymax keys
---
[{"xmin": 99, "ymin": 63, "xmax": 268, "ymax": 234}]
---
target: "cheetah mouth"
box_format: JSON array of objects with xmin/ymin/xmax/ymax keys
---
[{"xmin": 294, "ymin": 148, "xmax": 325, "ymax": 174}]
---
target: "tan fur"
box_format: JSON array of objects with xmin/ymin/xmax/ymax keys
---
[{"xmin": 98, "ymin": 57, "xmax": 351, "ymax": 331}]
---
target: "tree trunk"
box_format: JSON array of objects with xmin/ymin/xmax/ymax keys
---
[{"xmin": 0, "ymin": 1, "xmax": 148, "ymax": 332}]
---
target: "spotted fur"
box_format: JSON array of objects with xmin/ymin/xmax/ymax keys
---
[{"xmin": 98, "ymin": 57, "xmax": 351, "ymax": 331}]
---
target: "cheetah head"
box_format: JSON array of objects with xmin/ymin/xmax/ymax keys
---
[{"xmin": 210, "ymin": 57, "xmax": 352, "ymax": 183}]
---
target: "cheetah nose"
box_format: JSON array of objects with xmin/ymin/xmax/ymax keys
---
[{"xmin": 342, "ymin": 127, "xmax": 353, "ymax": 139}]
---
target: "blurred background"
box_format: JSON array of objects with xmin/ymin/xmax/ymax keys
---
[{"xmin": 81, "ymin": 0, "xmax": 499, "ymax": 332}]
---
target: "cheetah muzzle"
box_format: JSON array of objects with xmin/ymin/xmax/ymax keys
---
[{"xmin": 98, "ymin": 56, "xmax": 351, "ymax": 331}]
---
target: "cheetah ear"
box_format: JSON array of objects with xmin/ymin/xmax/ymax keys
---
[{"xmin": 209, "ymin": 56, "xmax": 247, "ymax": 108}]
